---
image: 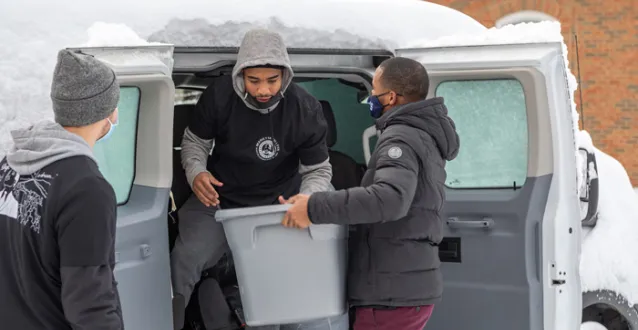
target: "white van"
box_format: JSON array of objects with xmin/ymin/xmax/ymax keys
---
[{"xmin": 63, "ymin": 2, "xmax": 635, "ymax": 330}]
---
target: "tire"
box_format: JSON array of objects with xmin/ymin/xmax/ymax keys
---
[{"xmin": 582, "ymin": 290, "xmax": 638, "ymax": 330}]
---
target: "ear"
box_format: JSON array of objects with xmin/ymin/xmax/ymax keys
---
[
  {"xmin": 389, "ymin": 91, "xmax": 400, "ymax": 105},
  {"xmin": 108, "ymin": 108, "xmax": 119, "ymax": 123}
]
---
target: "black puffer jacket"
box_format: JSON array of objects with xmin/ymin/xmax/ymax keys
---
[{"xmin": 308, "ymin": 97, "xmax": 460, "ymax": 307}]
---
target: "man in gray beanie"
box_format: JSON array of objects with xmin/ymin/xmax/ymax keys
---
[{"xmin": 0, "ymin": 49, "xmax": 124, "ymax": 329}]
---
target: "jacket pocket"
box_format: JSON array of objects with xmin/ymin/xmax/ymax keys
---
[
  {"xmin": 370, "ymin": 209, "xmax": 440, "ymax": 240},
  {"xmin": 371, "ymin": 237, "xmax": 440, "ymax": 274}
]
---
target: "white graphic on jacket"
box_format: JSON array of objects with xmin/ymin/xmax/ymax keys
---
[{"xmin": 0, "ymin": 161, "xmax": 53, "ymax": 233}]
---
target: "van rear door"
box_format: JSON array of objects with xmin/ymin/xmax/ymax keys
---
[
  {"xmin": 65, "ymin": 45, "xmax": 176, "ymax": 330},
  {"xmin": 396, "ymin": 43, "xmax": 581, "ymax": 330}
]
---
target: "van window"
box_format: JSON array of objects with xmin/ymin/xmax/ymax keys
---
[
  {"xmin": 93, "ymin": 87, "xmax": 141, "ymax": 204},
  {"xmin": 436, "ymin": 79, "xmax": 528, "ymax": 189}
]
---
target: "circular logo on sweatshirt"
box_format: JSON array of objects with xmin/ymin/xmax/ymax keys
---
[
  {"xmin": 388, "ymin": 146, "xmax": 403, "ymax": 159},
  {"xmin": 256, "ymin": 137, "xmax": 280, "ymax": 161}
]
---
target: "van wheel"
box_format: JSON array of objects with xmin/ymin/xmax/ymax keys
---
[{"xmin": 582, "ymin": 290, "xmax": 638, "ymax": 330}]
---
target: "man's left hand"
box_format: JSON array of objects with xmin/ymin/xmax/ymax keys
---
[{"xmin": 278, "ymin": 194, "xmax": 312, "ymax": 229}]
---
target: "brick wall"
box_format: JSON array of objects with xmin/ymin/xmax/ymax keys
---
[{"xmin": 426, "ymin": 0, "xmax": 638, "ymax": 184}]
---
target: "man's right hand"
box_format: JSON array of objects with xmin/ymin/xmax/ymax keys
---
[{"xmin": 193, "ymin": 172, "xmax": 224, "ymax": 207}]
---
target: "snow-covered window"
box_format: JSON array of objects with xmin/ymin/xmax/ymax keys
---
[
  {"xmin": 495, "ymin": 10, "xmax": 558, "ymax": 28},
  {"xmin": 93, "ymin": 87, "xmax": 141, "ymax": 204},
  {"xmin": 437, "ymin": 79, "xmax": 528, "ymax": 189}
]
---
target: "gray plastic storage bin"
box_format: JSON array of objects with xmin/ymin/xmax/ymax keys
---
[{"xmin": 216, "ymin": 204, "xmax": 348, "ymax": 326}]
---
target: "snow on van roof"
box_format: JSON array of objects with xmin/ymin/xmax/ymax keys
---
[
  {"xmin": 409, "ymin": 21, "xmax": 579, "ymax": 135},
  {"xmin": 0, "ymin": 0, "xmax": 483, "ymax": 155}
]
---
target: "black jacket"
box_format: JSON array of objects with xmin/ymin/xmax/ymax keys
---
[{"xmin": 308, "ymin": 97, "xmax": 460, "ymax": 307}]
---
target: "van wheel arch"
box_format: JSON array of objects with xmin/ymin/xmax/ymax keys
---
[{"xmin": 582, "ymin": 290, "xmax": 638, "ymax": 330}]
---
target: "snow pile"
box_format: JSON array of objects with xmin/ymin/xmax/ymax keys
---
[
  {"xmin": 147, "ymin": 17, "xmax": 389, "ymax": 49},
  {"xmin": 77, "ymin": 23, "xmax": 174, "ymax": 74},
  {"xmin": 408, "ymin": 21, "xmax": 579, "ymax": 142},
  {"xmin": 580, "ymin": 322, "xmax": 608, "ymax": 330},
  {"xmin": 579, "ymin": 132, "xmax": 638, "ymax": 305},
  {"xmin": 82, "ymin": 22, "xmax": 161, "ymax": 47}
]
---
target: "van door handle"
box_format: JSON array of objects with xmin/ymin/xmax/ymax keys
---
[{"xmin": 446, "ymin": 217, "xmax": 494, "ymax": 229}]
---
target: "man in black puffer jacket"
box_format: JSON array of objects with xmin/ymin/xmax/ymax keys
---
[{"xmin": 279, "ymin": 57, "xmax": 460, "ymax": 330}]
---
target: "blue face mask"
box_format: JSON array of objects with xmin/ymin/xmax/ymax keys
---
[
  {"xmin": 367, "ymin": 92, "xmax": 390, "ymax": 118},
  {"xmin": 96, "ymin": 118, "xmax": 118, "ymax": 144}
]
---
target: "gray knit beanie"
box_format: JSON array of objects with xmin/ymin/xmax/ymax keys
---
[{"xmin": 51, "ymin": 49, "xmax": 120, "ymax": 127}]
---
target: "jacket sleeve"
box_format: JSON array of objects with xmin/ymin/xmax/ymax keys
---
[
  {"xmin": 299, "ymin": 159, "xmax": 333, "ymax": 194},
  {"xmin": 298, "ymin": 98, "xmax": 332, "ymax": 194},
  {"xmin": 308, "ymin": 136, "xmax": 419, "ymax": 225},
  {"xmin": 57, "ymin": 176, "xmax": 124, "ymax": 330},
  {"xmin": 181, "ymin": 128, "xmax": 214, "ymax": 188},
  {"xmin": 181, "ymin": 86, "xmax": 217, "ymax": 188}
]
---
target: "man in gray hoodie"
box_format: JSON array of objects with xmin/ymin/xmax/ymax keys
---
[
  {"xmin": 170, "ymin": 29, "xmax": 347, "ymax": 329},
  {"xmin": 0, "ymin": 49, "xmax": 123, "ymax": 329}
]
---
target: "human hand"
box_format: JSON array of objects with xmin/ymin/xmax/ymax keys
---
[
  {"xmin": 193, "ymin": 172, "xmax": 223, "ymax": 207},
  {"xmin": 278, "ymin": 194, "xmax": 312, "ymax": 229}
]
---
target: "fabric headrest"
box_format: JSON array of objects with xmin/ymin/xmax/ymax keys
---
[{"xmin": 319, "ymin": 100, "xmax": 337, "ymax": 148}]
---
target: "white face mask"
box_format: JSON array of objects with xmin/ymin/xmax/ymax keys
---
[{"xmin": 96, "ymin": 116, "xmax": 118, "ymax": 144}]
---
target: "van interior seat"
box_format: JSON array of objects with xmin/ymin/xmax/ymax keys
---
[{"xmin": 319, "ymin": 100, "xmax": 366, "ymax": 190}]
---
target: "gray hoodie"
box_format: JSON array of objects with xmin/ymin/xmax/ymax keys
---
[
  {"xmin": 231, "ymin": 28, "xmax": 294, "ymax": 113},
  {"xmin": 181, "ymin": 29, "xmax": 332, "ymax": 196},
  {"xmin": 6, "ymin": 120, "xmax": 96, "ymax": 175}
]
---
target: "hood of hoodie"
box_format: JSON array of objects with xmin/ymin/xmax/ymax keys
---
[
  {"xmin": 6, "ymin": 120, "xmax": 96, "ymax": 176},
  {"xmin": 231, "ymin": 29, "xmax": 294, "ymax": 113},
  {"xmin": 377, "ymin": 97, "xmax": 460, "ymax": 161}
]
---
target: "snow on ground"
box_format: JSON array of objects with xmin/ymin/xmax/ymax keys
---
[
  {"xmin": 579, "ymin": 130, "xmax": 638, "ymax": 305},
  {"xmin": 580, "ymin": 322, "xmax": 608, "ymax": 330},
  {"xmin": 0, "ymin": 0, "xmax": 484, "ymax": 157}
]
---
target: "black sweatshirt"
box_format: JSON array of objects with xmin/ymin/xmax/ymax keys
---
[
  {"xmin": 188, "ymin": 75, "xmax": 330, "ymax": 209},
  {"xmin": 0, "ymin": 121, "xmax": 123, "ymax": 330}
]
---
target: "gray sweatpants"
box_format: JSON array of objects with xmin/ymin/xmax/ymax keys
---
[{"xmin": 170, "ymin": 194, "xmax": 349, "ymax": 330}]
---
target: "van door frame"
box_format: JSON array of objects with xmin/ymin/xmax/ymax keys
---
[{"xmin": 397, "ymin": 42, "xmax": 582, "ymax": 330}]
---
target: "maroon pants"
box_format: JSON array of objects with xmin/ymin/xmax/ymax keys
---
[{"xmin": 353, "ymin": 305, "xmax": 434, "ymax": 330}]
